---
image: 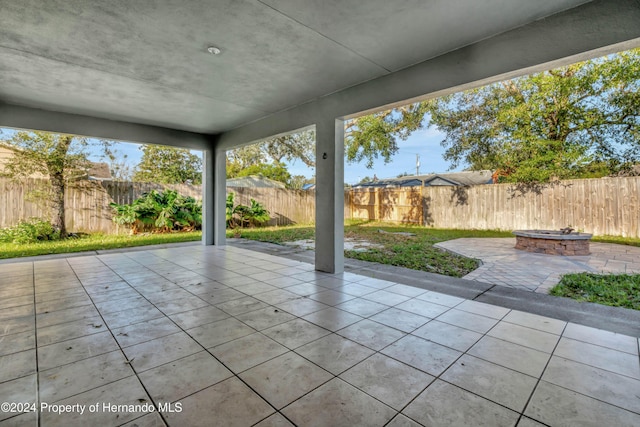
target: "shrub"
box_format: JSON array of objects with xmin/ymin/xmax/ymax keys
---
[
  {"xmin": 226, "ymin": 193, "xmax": 270, "ymax": 228},
  {"xmin": 110, "ymin": 190, "xmax": 202, "ymax": 234},
  {"xmin": 0, "ymin": 218, "xmax": 60, "ymax": 243},
  {"xmin": 247, "ymin": 198, "xmax": 270, "ymax": 226},
  {"xmin": 226, "ymin": 193, "xmax": 235, "ymax": 227}
]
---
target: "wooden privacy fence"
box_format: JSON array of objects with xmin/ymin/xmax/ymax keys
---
[
  {"xmin": 227, "ymin": 186, "xmax": 316, "ymax": 226},
  {"xmin": 349, "ymin": 187, "xmax": 423, "ymax": 224},
  {"xmin": 0, "ymin": 179, "xmax": 203, "ymax": 234},
  {"xmin": 3, "ymin": 176, "xmax": 639, "ymax": 237},
  {"xmin": 0, "ymin": 178, "xmax": 322, "ymax": 234},
  {"xmin": 228, "ymin": 187, "xmax": 351, "ymax": 225},
  {"xmin": 347, "ymin": 176, "xmax": 640, "ymax": 238},
  {"xmin": 422, "ymin": 177, "xmax": 640, "ymax": 237}
]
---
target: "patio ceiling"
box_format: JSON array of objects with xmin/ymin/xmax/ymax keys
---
[{"xmin": 0, "ymin": 0, "xmax": 605, "ymax": 136}]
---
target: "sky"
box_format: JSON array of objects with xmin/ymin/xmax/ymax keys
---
[
  {"xmin": 341, "ymin": 127, "xmax": 458, "ymax": 184},
  {"xmin": 1, "ymin": 125, "xmax": 460, "ymax": 184},
  {"xmin": 271, "ymin": 126, "xmax": 460, "ymax": 185},
  {"xmin": 117, "ymin": 125, "xmax": 460, "ymax": 184}
]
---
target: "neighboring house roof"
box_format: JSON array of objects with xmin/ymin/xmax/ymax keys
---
[
  {"xmin": 354, "ymin": 170, "xmax": 493, "ymax": 188},
  {"xmin": 0, "ymin": 143, "xmax": 48, "ymax": 178},
  {"xmin": 301, "ymin": 183, "xmax": 316, "ymax": 190},
  {"xmin": 227, "ymin": 175, "xmax": 286, "ymax": 189},
  {"xmin": 86, "ymin": 162, "xmax": 113, "ymax": 180}
]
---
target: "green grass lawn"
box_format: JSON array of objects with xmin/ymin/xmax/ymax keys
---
[
  {"xmin": 550, "ymin": 272, "xmax": 640, "ymax": 310},
  {"xmin": 0, "ymin": 232, "xmax": 202, "ymax": 259},
  {"xmin": 591, "ymin": 235, "xmax": 640, "ymax": 247},
  {"xmin": 230, "ymin": 221, "xmax": 512, "ymax": 278},
  {"xmin": 229, "ymin": 224, "xmax": 315, "ymax": 244}
]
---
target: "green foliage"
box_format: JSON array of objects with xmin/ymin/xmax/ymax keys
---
[
  {"xmin": 98, "ymin": 140, "xmax": 133, "ymax": 181},
  {"xmin": 247, "ymin": 199, "xmax": 270, "ymax": 225},
  {"xmin": 0, "ymin": 218, "xmax": 60, "ymax": 244},
  {"xmin": 425, "ymin": 48, "xmax": 640, "ymax": 183},
  {"xmin": 262, "ymin": 131, "xmax": 315, "ymax": 167},
  {"xmin": 345, "ymin": 103, "xmax": 429, "ymax": 168},
  {"xmin": 226, "ymin": 142, "xmax": 298, "ymax": 185},
  {"xmin": 550, "ymin": 272, "xmax": 640, "ymax": 310},
  {"xmin": 133, "ymin": 146, "xmax": 202, "ymax": 184},
  {"xmin": 226, "ymin": 193, "xmax": 236, "ymax": 226},
  {"xmin": 1, "ymin": 131, "xmax": 92, "ymax": 236},
  {"xmin": 225, "ymin": 192, "xmax": 270, "ymax": 228},
  {"xmin": 227, "ymin": 161, "xmax": 291, "ymax": 185},
  {"xmin": 226, "ymin": 104, "xmax": 430, "ymax": 181},
  {"xmin": 231, "ymin": 203, "xmax": 251, "ymax": 229},
  {"xmin": 227, "ymin": 131, "xmax": 315, "ymax": 174},
  {"xmin": 110, "ymin": 203, "xmax": 138, "ymax": 227},
  {"xmin": 110, "ymin": 190, "xmax": 202, "ymax": 233},
  {"xmin": 0, "ymin": 131, "xmax": 90, "ymax": 180},
  {"xmin": 288, "ymin": 175, "xmax": 314, "ymax": 190}
]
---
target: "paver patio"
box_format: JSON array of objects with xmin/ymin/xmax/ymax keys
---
[
  {"xmin": 436, "ymin": 237, "xmax": 640, "ymax": 293},
  {"xmin": 1, "ymin": 244, "xmax": 639, "ymax": 426}
]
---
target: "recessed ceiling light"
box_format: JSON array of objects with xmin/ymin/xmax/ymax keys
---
[{"xmin": 207, "ymin": 46, "xmax": 221, "ymax": 55}]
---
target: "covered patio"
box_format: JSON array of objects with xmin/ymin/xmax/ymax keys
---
[
  {"xmin": 2, "ymin": 0, "xmax": 640, "ymax": 425},
  {"xmin": 1, "ymin": 244, "xmax": 639, "ymax": 426}
]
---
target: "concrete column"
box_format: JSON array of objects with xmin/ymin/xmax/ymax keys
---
[
  {"xmin": 315, "ymin": 118, "xmax": 345, "ymax": 273},
  {"xmin": 201, "ymin": 147, "xmax": 227, "ymax": 246},
  {"xmin": 213, "ymin": 147, "xmax": 227, "ymax": 246},
  {"xmin": 202, "ymin": 149, "xmax": 214, "ymax": 245}
]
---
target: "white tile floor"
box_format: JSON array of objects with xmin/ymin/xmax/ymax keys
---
[{"xmin": 0, "ymin": 245, "xmax": 639, "ymax": 426}]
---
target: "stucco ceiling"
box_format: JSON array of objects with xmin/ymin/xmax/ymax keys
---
[{"xmin": 0, "ymin": 0, "xmax": 593, "ymax": 134}]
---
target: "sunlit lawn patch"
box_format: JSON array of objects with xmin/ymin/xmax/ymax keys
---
[{"xmin": 550, "ymin": 272, "xmax": 640, "ymax": 310}]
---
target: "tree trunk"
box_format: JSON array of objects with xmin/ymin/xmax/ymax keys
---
[
  {"xmin": 48, "ymin": 135, "xmax": 74, "ymax": 238},
  {"xmin": 50, "ymin": 171, "xmax": 67, "ymax": 238}
]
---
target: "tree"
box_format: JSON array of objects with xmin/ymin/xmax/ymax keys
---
[
  {"xmin": 425, "ymin": 48, "xmax": 640, "ymax": 183},
  {"xmin": 227, "ymin": 161, "xmax": 291, "ymax": 184},
  {"xmin": 133, "ymin": 146, "xmax": 202, "ymax": 184},
  {"xmin": 226, "ymin": 145, "xmax": 292, "ymax": 186},
  {"xmin": 288, "ymin": 174, "xmax": 314, "ymax": 190},
  {"xmin": 263, "ymin": 104, "xmax": 428, "ymax": 169},
  {"xmin": 263, "ymin": 131, "xmax": 315, "ymax": 167},
  {"xmin": 0, "ymin": 131, "xmax": 91, "ymax": 237},
  {"xmin": 99, "ymin": 141, "xmax": 133, "ymax": 181},
  {"xmin": 225, "ymin": 103, "xmax": 429, "ymax": 186},
  {"xmin": 226, "ymin": 144, "xmax": 266, "ymax": 177},
  {"xmin": 345, "ymin": 103, "xmax": 429, "ymax": 168}
]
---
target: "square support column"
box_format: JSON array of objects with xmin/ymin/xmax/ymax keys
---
[
  {"xmin": 202, "ymin": 147, "xmax": 227, "ymax": 246},
  {"xmin": 315, "ymin": 119, "xmax": 345, "ymax": 273},
  {"xmin": 202, "ymin": 149, "xmax": 213, "ymax": 245}
]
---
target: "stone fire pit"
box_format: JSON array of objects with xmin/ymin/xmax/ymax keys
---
[{"xmin": 513, "ymin": 230, "xmax": 592, "ymax": 255}]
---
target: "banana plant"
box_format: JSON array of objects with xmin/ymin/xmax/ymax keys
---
[{"xmin": 110, "ymin": 190, "xmax": 202, "ymax": 233}]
